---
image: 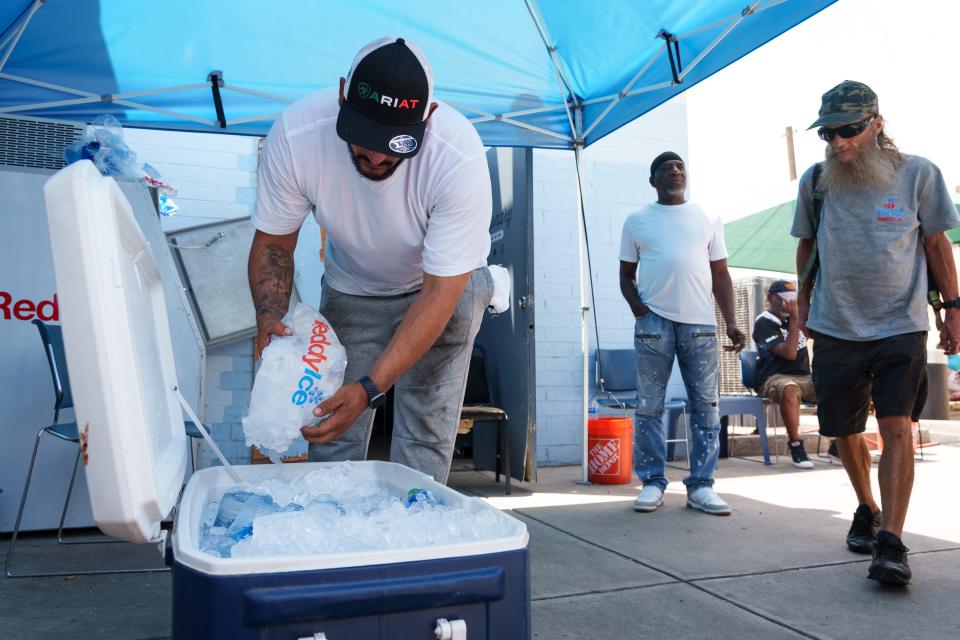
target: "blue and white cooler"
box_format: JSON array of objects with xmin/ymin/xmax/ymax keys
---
[{"xmin": 43, "ymin": 161, "xmax": 531, "ymax": 640}]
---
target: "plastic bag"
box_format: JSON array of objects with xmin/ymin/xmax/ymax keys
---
[
  {"xmin": 158, "ymin": 192, "xmax": 179, "ymax": 216},
  {"xmin": 64, "ymin": 114, "xmax": 176, "ymax": 194},
  {"xmin": 242, "ymin": 304, "xmax": 347, "ymax": 461},
  {"xmin": 486, "ymin": 264, "xmax": 511, "ymax": 314}
]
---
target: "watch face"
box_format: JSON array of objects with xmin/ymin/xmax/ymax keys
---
[{"xmin": 370, "ymin": 392, "xmax": 386, "ymax": 409}]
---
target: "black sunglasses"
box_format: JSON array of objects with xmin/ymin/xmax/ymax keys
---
[{"xmin": 817, "ymin": 115, "xmax": 876, "ymax": 142}]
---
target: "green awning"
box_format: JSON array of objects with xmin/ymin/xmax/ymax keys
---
[
  {"xmin": 724, "ymin": 201, "xmax": 799, "ymax": 273},
  {"xmin": 725, "ymin": 202, "xmax": 960, "ymax": 273},
  {"xmin": 948, "ymin": 205, "xmax": 960, "ymax": 242}
]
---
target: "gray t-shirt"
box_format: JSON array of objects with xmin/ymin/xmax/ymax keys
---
[{"xmin": 791, "ymin": 154, "xmax": 959, "ymax": 341}]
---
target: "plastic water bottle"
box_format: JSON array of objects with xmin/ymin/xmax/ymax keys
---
[
  {"xmin": 588, "ymin": 399, "xmax": 601, "ymax": 419},
  {"xmin": 404, "ymin": 488, "xmax": 439, "ymax": 508},
  {"xmin": 226, "ymin": 494, "xmax": 281, "ymax": 541},
  {"xmin": 214, "ymin": 490, "xmax": 254, "ymax": 528}
]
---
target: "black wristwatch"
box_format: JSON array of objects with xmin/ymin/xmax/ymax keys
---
[
  {"xmin": 942, "ymin": 298, "xmax": 960, "ymax": 309},
  {"xmin": 358, "ymin": 375, "xmax": 386, "ymax": 409}
]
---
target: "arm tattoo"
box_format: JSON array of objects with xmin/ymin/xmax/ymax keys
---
[{"xmin": 252, "ymin": 244, "xmax": 294, "ymax": 320}]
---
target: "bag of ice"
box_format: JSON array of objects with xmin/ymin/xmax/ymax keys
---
[{"xmin": 242, "ymin": 304, "xmax": 347, "ymax": 460}]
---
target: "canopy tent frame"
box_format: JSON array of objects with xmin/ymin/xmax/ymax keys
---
[
  {"xmin": 2, "ymin": 0, "xmax": 782, "ymax": 140},
  {"xmin": 0, "ymin": 0, "xmax": 832, "ymax": 482}
]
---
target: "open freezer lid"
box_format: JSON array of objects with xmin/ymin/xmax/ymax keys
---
[{"xmin": 43, "ymin": 160, "xmax": 188, "ymax": 544}]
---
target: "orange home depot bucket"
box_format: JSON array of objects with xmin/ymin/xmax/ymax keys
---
[{"xmin": 588, "ymin": 417, "xmax": 634, "ymax": 484}]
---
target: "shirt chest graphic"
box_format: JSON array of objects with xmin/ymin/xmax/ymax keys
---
[{"xmin": 876, "ymin": 196, "xmax": 904, "ymax": 223}]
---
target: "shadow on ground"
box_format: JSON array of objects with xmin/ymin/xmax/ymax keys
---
[{"xmin": 2, "ymin": 448, "xmax": 958, "ymax": 640}]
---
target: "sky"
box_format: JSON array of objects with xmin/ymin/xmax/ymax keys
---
[{"xmin": 684, "ymin": 0, "xmax": 960, "ymax": 222}]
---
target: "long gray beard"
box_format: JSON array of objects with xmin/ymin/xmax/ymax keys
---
[{"xmin": 820, "ymin": 140, "xmax": 899, "ymax": 192}]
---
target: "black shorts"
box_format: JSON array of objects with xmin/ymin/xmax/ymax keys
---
[{"xmin": 811, "ymin": 331, "xmax": 927, "ymax": 437}]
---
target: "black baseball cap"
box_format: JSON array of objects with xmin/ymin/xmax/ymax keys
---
[
  {"xmin": 769, "ymin": 280, "xmax": 797, "ymax": 300},
  {"xmin": 336, "ymin": 37, "xmax": 434, "ymax": 158}
]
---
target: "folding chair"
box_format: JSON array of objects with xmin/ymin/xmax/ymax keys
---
[
  {"xmin": 595, "ymin": 348, "xmax": 637, "ymax": 411},
  {"xmin": 718, "ymin": 351, "xmax": 780, "ymax": 465},
  {"xmin": 460, "ymin": 348, "xmax": 511, "ymax": 495},
  {"xmin": 4, "ymin": 320, "xmax": 178, "ymax": 578},
  {"xmin": 596, "ymin": 349, "xmax": 689, "ymax": 468}
]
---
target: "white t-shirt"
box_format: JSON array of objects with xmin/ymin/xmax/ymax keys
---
[
  {"xmin": 254, "ymin": 88, "xmax": 492, "ymax": 296},
  {"xmin": 618, "ymin": 201, "xmax": 727, "ymax": 325}
]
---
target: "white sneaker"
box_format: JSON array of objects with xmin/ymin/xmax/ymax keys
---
[
  {"xmin": 687, "ymin": 487, "xmax": 731, "ymax": 515},
  {"xmin": 633, "ymin": 485, "xmax": 664, "ymax": 512}
]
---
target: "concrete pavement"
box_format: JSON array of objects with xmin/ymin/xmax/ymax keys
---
[
  {"xmin": 456, "ymin": 429, "xmax": 960, "ymax": 640},
  {"xmin": 2, "ymin": 429, "xmax": 958, "ymax": 640}
]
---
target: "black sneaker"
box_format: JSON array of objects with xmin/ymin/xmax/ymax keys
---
[
  {"xmin": 868, "ymin": 530, "xmax": 911, "ymax": 585},
  {"xmin": 789, "ymin": 441, "xmax": 814, "ymax": 469},
  {"xmin": 826, "ymin": 440, "xmax": 841, "ymax": 464},
  {"xmin": 847, "ymin": 504, "xmax": 881, "ymax": 554}
]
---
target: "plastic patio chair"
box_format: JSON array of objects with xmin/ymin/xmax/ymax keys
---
[
  {"xmin": 595, "ymin": 348, "xmax": 637, "ymax": 412},
  {"xmin": 718, "ymin": 351, "xmax": 780, "ymax": 465}
]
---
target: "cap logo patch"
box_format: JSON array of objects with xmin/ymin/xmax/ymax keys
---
[
  {"xmin": 357, "ymin": 81, "xmax": 420, "ymax": 110},
  {"xmin": 389, "ymin": 135, "xmax": 417, "ymax": 154}
]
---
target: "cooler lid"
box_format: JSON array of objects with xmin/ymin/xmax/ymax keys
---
[{"xmin": 43, "ymin": 161, "xmax": 188, "ymax": 544}]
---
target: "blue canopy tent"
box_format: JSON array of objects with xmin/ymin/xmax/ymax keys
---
[{"xmin": 0, "ymin": 0, "xmax": 837, "ymax": 480}]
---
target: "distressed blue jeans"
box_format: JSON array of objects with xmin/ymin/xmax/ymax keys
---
[{"xmin": 633, "ymin": 311, "xmax": 720, "ymax": 492}]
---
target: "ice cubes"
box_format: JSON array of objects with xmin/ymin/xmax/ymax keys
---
[
  {"xmin": 197, "ymin": 463, "xmax": 519, "ymax": 559},
  {"xmin": 241, "ymin": 304, "xmax": 347, "ymax": 458}
]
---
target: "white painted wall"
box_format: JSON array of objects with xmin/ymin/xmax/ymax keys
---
[
  {"xmin": 532, "ymin": 96, "xmax": 689, "ymax": 466},
  {"xmin": 125, "ymin": 128, "xmax": 265, "ymax": 466}
]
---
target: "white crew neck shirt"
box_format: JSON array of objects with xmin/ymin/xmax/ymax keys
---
[
  {"xmin": 254, "ymin": 88, "xmax": 492, "ymax": 296},
  {"xmin": 619, "ymin": 200, "xmax": 727, "ymax": 325}
]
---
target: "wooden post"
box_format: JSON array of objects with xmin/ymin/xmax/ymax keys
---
[{"xmin": 785, "ymin": 126, "xmax": 797, "ymax": 181}]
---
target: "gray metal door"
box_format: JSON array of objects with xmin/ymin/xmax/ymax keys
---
[{"xmin": 474, "ymin": 147, "xmax": 536, "ymax": 482}]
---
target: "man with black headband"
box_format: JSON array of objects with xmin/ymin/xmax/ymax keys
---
[
  {"xmin": 620, "ymin": 151, "xmax": 746, "ymax": 516},
  {"xmin": 793, "ymin": 80, "xmax": 960, "ymax": 585},
  {"xmin": 249, "ymin": 37, "xmax": 493, "ymax": 483}
]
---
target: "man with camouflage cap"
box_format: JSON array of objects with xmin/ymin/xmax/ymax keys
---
[{"xmin": 792, "ymin": 80, "xmax": 960, "ymax": 585}]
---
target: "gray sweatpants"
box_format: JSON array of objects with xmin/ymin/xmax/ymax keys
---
[{"xmin": 309, "ymin": 267, "xmax": 493, "ymax": 483}]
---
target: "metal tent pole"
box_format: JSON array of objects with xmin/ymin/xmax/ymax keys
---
[
  {"xmin": 573, "ymin": 139, "xmax": 591, "ymax": 484},
  {"xmin": 0, "ymin": 0, "xmax": 43, "ymax": 74}
]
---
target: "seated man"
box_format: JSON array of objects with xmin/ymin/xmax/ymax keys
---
[{"xmin": 752, "ymin": 280, "xmax": 815, "ymax": 468}]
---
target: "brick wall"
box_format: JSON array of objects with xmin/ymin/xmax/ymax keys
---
[
  {"xmin": 124, "ymin": 128, "xmax": 258, "ymax": 232},
  {"xmin": 199, "ymin": 339, "xmax": 256, "ymax": 466},
  {"xmin": 533, "ymin": 97, "xmax": 689, "ymax": 465}
]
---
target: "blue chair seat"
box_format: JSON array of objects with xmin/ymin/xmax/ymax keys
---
[
  {"xmin": 44, "ymin": 421, "xmax": 79, "ymax": 442},
  {"xmin": 596, "ymin": 397, "xmax": 637, "ymax": 410},
  {"xmin": 184, "ymin": 420, "xmax": 202, "ymax": 439}
]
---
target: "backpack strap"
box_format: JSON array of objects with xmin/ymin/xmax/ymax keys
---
[{"xmin": 798, "ymin": 163, "xmax": 824, "ymax": 290}]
